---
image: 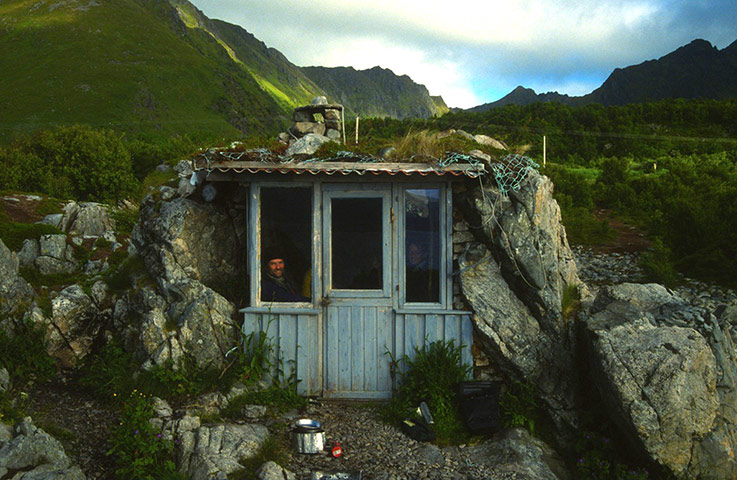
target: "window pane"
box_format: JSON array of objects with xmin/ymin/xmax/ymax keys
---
[
  {"xmin": 260, "ymin": 187, "xmax": 312, "ymax": 302},
  {"xmin": 405, "ymin": 188, "xmax": 440, "ymax": 303},
  {"xmin": 331, "ymin": 197, "xmax": 383, "ymax": 289}
]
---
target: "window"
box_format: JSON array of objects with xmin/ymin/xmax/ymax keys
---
[
  {"xmin": 330, "ymin": 197, "xmax": 383, "ymax": 290},
  {"xmin": 404, "ymin": 188, "xmax": 441, "ymax": 303},
  {"xmin": 260, "ymin": 187, "xmax": 312, "ymax": 302}
]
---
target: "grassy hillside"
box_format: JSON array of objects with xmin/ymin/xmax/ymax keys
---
[
  {"xmin": 0, "ymin": 0, "xmax": 289, "ymax": 142},
  {"xmin": 302, "ymin": 65, "xmax": 448, "ymax": 119}
]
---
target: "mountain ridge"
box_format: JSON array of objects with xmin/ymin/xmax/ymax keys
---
[
  {"xmin": 0, "ymin": 0, "xmax": 444, "ymax": 142},
  {"xmin": 470, "ymin": 38, "xmax": 737, "ymax": 112}
]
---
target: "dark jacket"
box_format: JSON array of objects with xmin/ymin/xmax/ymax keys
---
[{"xmin": 261, "ymin": 274, "xmax": 308, "ymax": 302}]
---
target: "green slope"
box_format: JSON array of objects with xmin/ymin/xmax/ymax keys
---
[
  {"xmin": 0, "ymin": 0, "xmax": 288, "ymax": 142},
  {"xmin": 301, "ymin": 66, "xmax": 448, "ymax": 119},
  {"xmin": 166, "ymin": 0, "xmax": 326, "ymax": 110}
]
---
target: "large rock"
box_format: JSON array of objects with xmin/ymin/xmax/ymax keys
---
[
  {"xmin": 457, "ymin": 171, "xmax": 584, "ymax": 439},
  {"xmin": 34, "ymin": 234, "xmax": 77, "ymax": 275},
  {"xmin": 581, "ymin": 283, "xmax": 737, "ymax": 478},
  {"xmin": 284, "ymin": 133, "xmax": 333, "ymax": 157},
  {"xmin": 45, "ymin": 284, "xmax": 107, "ymax": 367},
  {"xmin": 0, "ymin": 417, "xmax": 86, "ymax": 479},
  {"xmin": 132, "ymin": 197, "xmax": 243, "ymax": 300},
  {"xmin": 127, "ymin": 281, "xmax": 238, "ymax": 371},
  {"xmin": 0, "ymin": 239, "xmax": 34, "ymax": 318},
  {"xmin": 59, "ymin": 202, "xmax": 115, "ymax": 237},
  {"xmin": 463, "ymin": 428, "xmax": 567, "ymax": 480},
  {"xmin": 173, "ymin": 419, "xmax": 269, "ymax": 480}
]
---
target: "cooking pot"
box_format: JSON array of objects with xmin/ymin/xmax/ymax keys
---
[{"xmin": 292, "ymin": 419, "xmax": 325, "ymax": 454}]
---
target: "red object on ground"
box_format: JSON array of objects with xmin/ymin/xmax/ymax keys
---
[{"xmin": 331, "ymin": 442, "xmax": 343, "ymax": 458}]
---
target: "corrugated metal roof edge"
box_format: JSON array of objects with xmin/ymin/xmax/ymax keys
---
[{"xmin": 192, "ymin": 157, "xmax": 486, "ymax": 178}]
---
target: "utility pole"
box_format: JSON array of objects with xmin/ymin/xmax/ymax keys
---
[
  {"xmin": 543, "ymin": 135, "xmax": 547, "ymax": 167},
  {"xmin": 355, "ymin": 117, "xmax": 360, "ymax": 145}
]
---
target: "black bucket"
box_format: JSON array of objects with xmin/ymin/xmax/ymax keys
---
[{"xmin": 457, "ymin": 381, "xmax": 501, "ymax": 434}]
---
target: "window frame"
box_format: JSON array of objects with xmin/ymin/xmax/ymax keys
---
[
  {"xmin": 398, "ymin": 184, "xmax": 450, "ymax": 309},
  {"xmin": 322, "ymin": 184, "xmax": 392, "ymax": 299},
  {"xmin": 249, "ymin": 182, "xmax": 319, "ymax": 308}
]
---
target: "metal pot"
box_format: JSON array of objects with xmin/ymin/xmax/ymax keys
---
[{"xmin": 292, "ymin": 419, "xmax": 325, "ymax": 454}]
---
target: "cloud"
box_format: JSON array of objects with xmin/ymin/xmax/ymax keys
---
[{"xmin": 191, "ymin": 0, "xmax": 737, "ymax": 108}]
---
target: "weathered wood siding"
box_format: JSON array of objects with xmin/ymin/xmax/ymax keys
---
[
  {"xmin": 242, "ymin": 310, "xmax": 472, "ymax": 398},
  {"xmin": 242, "ymin": 311, "xmax": 321, "ymax": 395}
]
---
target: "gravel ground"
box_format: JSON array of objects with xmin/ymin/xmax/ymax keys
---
[{"xmin": 282, "ymin": 401, "xmax": 518, "ymax": 480}]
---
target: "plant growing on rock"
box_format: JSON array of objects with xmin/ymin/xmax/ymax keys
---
[
  {"xmin": 107, "ymin": 390, "xmax": 184, "ymax": 480},
  {"xmin": 385, "ymin": 339, "xmax": 471, "ymax": 444}
]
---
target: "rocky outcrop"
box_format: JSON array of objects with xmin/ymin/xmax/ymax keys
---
[
  {"xmin": 132, "ymin": 196, "xmax": 243, "ymax": 299},
  {"xmin": 0, "ymin": 417, "xmax": 85, "ymax": 479},
  {"xmin": 456, "ymin": 171, "xmax": 584, "ymax": 439},
  {"xmin": 580, "ymin": 283, "xmax": 737, "ymax": 478},
  {"xmin": 463, "ymin": 428, "xmax": 567, "ymax": 480},
  {"xmin": 0, "ymin": 239, "xmax": 34, "ymax": 318},
  {"xmin": 128, "ymin": 196, "xmax": 243, "ymax": 370},
  {"xmin": 43, "ymin": 283, "xmax": 110, "ymax": 367}
]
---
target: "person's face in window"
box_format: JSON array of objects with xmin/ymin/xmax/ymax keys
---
[
  {"xmin": 408, "ymin": 244, "xmax": 426, "ymax": 267},
  {"xmin": 267, "ymin": 258, "xmax": 285, "ymax": 278}
]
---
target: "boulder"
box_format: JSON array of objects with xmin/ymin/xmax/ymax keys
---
[
  {"xmin": 0, "ymin": 417, "xmax": 85, "ymax": 479},
  {"xmin": 46, "ymin": 284, "xmax": 106, "ymax": 367},
  {"xmin": 257, "ymin": 461, "xmax": 297, "ymax": 480},
  {"xmin": 473, "ymin": 134, "xmax": 508, "ymax": 150},
  {"xmin": 463, "ymin": 428, "xmax": 567, "ymax": 480},
  {"xmin": 289, "ymin": 122, "xmax": 326, "ymax": 137},
  {"xmin": 132, "ymin": 197, "xmax": 243, "ymax": 299},
  {"xmin": 457, "ymin": 171, "xmax": 584, "ymax": 439},
  {"xmin": 129, "ymin": 280, "xmax": 237, "ymax": 371},
  {"xmin": 34, "ymin": 234, "xmax": 77, "ymax": 275},
  {"xmin": 580, "ymin": 283, "xmax": 737, "ymax": 478},
  {"xmin": 0, "ymin": 239, "xmax": 34, "ymax": 317},
  {"xmin": 175, "ymin": 422, "xmax": 269, "ymax": 480},
  {"xmin": 0, "ymin": 367, "xmax": 9, "ymax": 392},
  {"xmin": 58, "ymin": 201, "xmax": 114, "ymax": 237},
  {"xmin": 284, "ymin": 133, "xmax": 334, "ymax": 157}
]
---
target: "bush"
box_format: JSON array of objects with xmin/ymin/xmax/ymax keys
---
[
  {"xmin": 385, "ymin": 339, "xmax": 471, "ymax": 444},
  {"xmin": 499, "ymin": 380, "xmax": 540, "ymax": 436},
  {"xmin": 0, "ymin": 320, "xmax": 56, "ymax": 387},
  {"xmin": 107, "ymin": 390, "xmax": 183, "ymax": 480},
  {"xmin": 639, "ymin": 237, "xmax": 679, "ymax": 287},
  {"xmin": 0, "ymin": 125, "xmax": 140, "ymax": 203}
]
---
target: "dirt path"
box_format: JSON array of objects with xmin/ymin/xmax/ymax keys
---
[
  {"xmin": 590, "ymin": 208, "xmax": 650, "ymax": 254},
  {"xmin": 27, "ymin": 378, "xmax": 117, "ymax": 479}
]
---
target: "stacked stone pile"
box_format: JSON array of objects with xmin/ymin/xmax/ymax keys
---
[{"xmin": 277, "ymin": 96, "xmax": 344, "ymax": 156}]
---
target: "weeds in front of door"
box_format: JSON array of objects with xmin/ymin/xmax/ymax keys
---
[{"xmin": 384, "ymin": 339, "xmax": 471, "ymax": 445}]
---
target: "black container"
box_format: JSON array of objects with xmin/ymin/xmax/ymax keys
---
[{"xmin": 457, "ymin": 381, "xmax": 501, "ymax": 434}]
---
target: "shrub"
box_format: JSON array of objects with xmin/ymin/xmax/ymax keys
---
[
  {"xmin": 0, "ymin": 320, "xmax": 56, "ymax": 387},
  {"xmin": 639, "ymin": 237, "xmax": 679, "ymax": 287},
  {"xmin": 80, "ymin": 339, "xmax": 137, "ymax": 402},
  {"xmin": 499, "ymin": 380, "xmax": 540, "ymax": 436},
  {"xmin": 107, "ymin": 390, "xmax": 183, "ymax": 480},
  {"xmin": 385, "ymin": 339, "xmax": 471, "ymax": 444},
  {"xmin": 0, "ymin": 125, "xmax": 140, "ymax": 203}
]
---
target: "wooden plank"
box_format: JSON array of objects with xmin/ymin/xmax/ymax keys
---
[
  {"xmin": 351, "ymin": 306, "xmax": 364, "ymax": 391},
  {"xmin": 378, "ymin": 307, "xmax": 395, "ymax": 392},
  {"xmin": 278, "ymin": 314, "xmax": 297, "ymax": 386},
  {"xmin": 425, "ymin": 313, "xmax": 443, "ymax": 344},
  {"xmin": 338, "ymin": 307, "xmax": 352, "ymax": 392},
  {"xmin": 461, "ymin": 314, "xmax": 474, "ymax": 367},
  {"xmin": 443, "ymin": 314, "xmax": 461, "ymax": 346},
  {"xmin": 325, "ymin": 306, "xmax": 340, "ymax": 392},
  {"xmin": 364, "ymin": 307, "xmax": 379, "ymax": 391}
]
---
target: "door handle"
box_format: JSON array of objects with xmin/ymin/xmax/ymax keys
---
[{"xmin": 321, "ymin": 296, "xmax": 331, "ymax": 306}]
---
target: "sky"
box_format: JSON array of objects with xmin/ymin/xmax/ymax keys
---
[{"xmin": 189, "ymin": 0, "xmax": 737, "ymax": 109}]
